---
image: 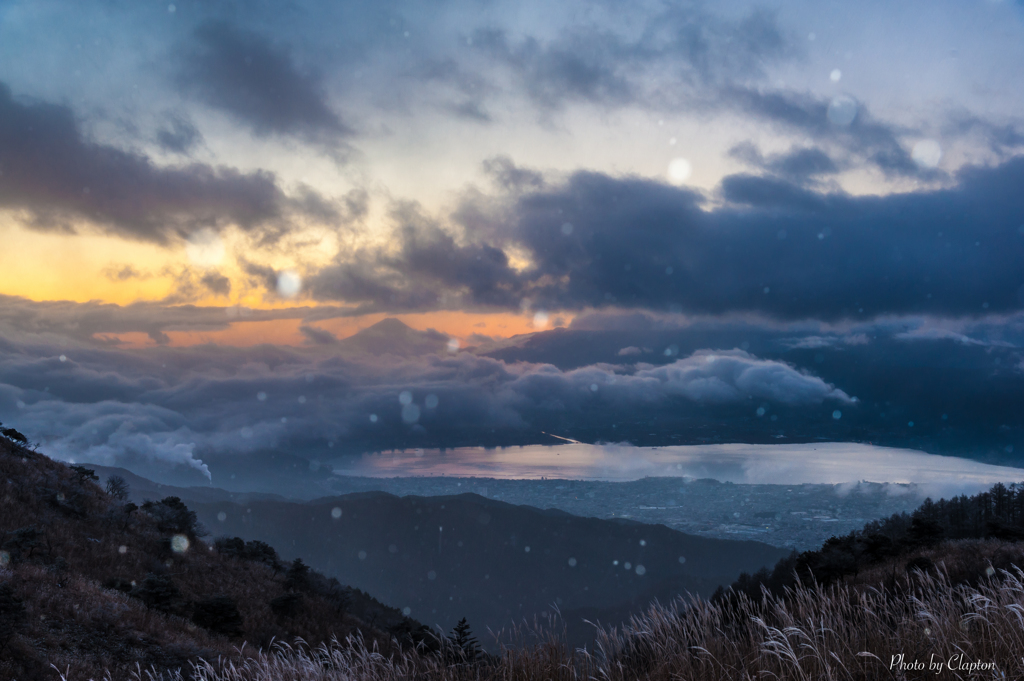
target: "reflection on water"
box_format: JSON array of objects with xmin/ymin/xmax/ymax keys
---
[{"xmin": 336, "ymin": 442, "xmax": 1024, "ymax": 490}]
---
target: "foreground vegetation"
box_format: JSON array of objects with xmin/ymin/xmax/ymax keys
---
[
  {"xmin": 0, "ymin": 426, "xmax": 432, "ymax": 679},
  {"xmin": 68, "ymin": 540, "xmax": 1024, "ymax": 680}
]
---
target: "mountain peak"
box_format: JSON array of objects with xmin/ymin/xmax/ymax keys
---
[
  {"xmin": 356, "ymin": 318, "xmax": 416, "ymax": 337},
  {"xmin": 341, "ymin": 318, "xmax": 448, "ymax": 356}
]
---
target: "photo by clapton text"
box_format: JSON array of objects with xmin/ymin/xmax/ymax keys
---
[{"xmin": 889, "ymin": 654, "xmax": 998, "ymax": 674}]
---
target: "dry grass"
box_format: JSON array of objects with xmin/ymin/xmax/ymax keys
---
[{"xmin": 88, "ymin": 541, "xmax": 1024, "ymax": 681}]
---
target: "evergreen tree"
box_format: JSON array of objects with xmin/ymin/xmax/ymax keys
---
[
  {"xmin": 285, "ymin": 558, "xmax": 310, "ymax": 591},
  {"xmin": 449, "ymin": 617, "xmax": 480, "ymax": 662}
]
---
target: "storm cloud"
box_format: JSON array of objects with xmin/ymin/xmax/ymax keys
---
[
  {"xmin": 0, "ymin": 82, "xmax": 327, "ymax": 243},
  {"xmin": 178, "ymin": 22, "xmax": 352, "ymax": 153},
  {"xmin": 309, "ymin": 156, "xmax": 1024, "ymax": 320}
]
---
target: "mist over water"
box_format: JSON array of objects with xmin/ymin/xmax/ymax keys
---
[{"xmin": 338, "ymin": 443, "xmax": 1024, "ymax": 497}]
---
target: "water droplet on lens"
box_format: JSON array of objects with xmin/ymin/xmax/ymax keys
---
[
  {"xmin": 912, "ymin": 140, "xmax": 942, "ymax": 168},
  {"xmin": 827, "ymin": 95, "xmax": 858, "ymax": 126},
  {"xmin": 276, "ymin": 271, "xmax": 302, "ymax": 298},
  {"xmin": 402, "ymin": 403, "xmax": 421, "ymax": 424},
  {"xmin": 667, "ymin": 158, "xmax": 692, "ymax": 184}
]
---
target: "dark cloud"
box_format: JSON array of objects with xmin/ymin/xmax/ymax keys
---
[
  {"xmin": 155, "ymin": 115, "xmax": 203, "ymax": 154},
  {"xmin": 299, "ymin": 324, "xmax": 339, "ymax": 345},
  {"xmin": 102, "ymin": 265, "xmax": 152, "ymax": 282},
  {"xmin": 306, "ymin": 156, "xmax": 1024, "ymax": 319},
  {"xmin": 481, "ymin": 156, "xmax": 545, "ymax": 193},
  {"xmin": 200, "ymin": 271, "xmax": 232, "ymax": 296},
  {"xmin": 511, "ymin": 161, "xmax": 1024, "ymax": 317},
  {"xmin": 308, "ymin": 203, "xmax": 522, "ymax": 313},
  {"xmin": 179, "ymin": 22, "xmax": 351, "ymax": 153},
  {"xmin": 942, "ymin": 112, "xmax": 1024, "ymax": 157},
  {"xmin": 724, "ymin": 87, "xmax": 931, "ymax": 178},
  {"xmin": 730, "ymin": 142, "xmax": 839, "ymax": 182},
  {"xmin": 0, "ymin": 82, "xmax": 310, "ymax": 243},
  {"xmin": 472, "ymin": 7, "xmax": 789, "ymax": 110}
]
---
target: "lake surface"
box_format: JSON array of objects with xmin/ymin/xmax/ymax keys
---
[{"xmin": 336, "ymin": 442, "xmax": 1024, "ymax": 494}]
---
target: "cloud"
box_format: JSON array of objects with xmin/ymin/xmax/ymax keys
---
[
  {"xmin": 102, "ymin": 264, "xmax": 152, "ymax": 282},
  {"xmin": 299, "ymin": 324, "xmax": 339, "ymax": 345},
  {"xmin": 179, "ymin": 22, "xmax": 352, "ymax": 155},
  {"xmin": 471, "ymin": 7, "xmax": 790, "ymax": 110},
  {"xmin": 625, "ymin": 350, "xmax": 854, "ymax": 405},
  {"xmin": 308, "ymin": 203, "xmax": 522, "ymax": 313},
  {"xmin": 729, "ymin": 142, "xmax": 839, "ymax": 182},
  {"xmin": 10, "ymin": 395, "xmax": 211, "ymax": 480},
  {"xmin": 155, "ymin": 115, "xmax": 203, "ymax": 154},
  {"xmin": 1, "ymin": 299, "xmax": 1023, "ymax": 478},
  {"xmin": 724, "ymin": 87, "xmax": 929, "ymax": 178},
  {"xmin": 200, "ymin": 271, "xmax": 232, "ymax": 296},
  {"xmin": 0, "ymin": 81, "xmax": 325, "ymax": 244},
  {"xmin": 0, "ymin": 317, "xmax": 857, "ymax": 478},
  {"xmin": 301, "ymin": 156, "xmax": 1024, "ymax": 319},
  {"xmin": 513, "ymin": 158, "xmax": 1024, "ymax": 318},
  {"xmin": 0, "ymin": 294, "xmax": 323, "ymax": 346}
]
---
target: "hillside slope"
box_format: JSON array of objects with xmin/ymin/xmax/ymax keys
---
[{"xmin": 0, "ymin": 434, "xmax": 431, "ymax": 680}]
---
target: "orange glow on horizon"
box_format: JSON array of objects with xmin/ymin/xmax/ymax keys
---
[
  {"xmin": 2, "ymin": 222, "xmax": 571, "ymax": 349},
  {"xmin": 97, "ymin": 311, "xmax": 569, "ymax": 349}
]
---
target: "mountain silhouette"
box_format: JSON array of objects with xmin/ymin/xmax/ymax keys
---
[
  {"xmin": 188, "ymin": 490, "xmax": 789, "ymax": 648},
  {"xmin": 339, "ymin": 318, "xmax": 450, "ymax": 356}
]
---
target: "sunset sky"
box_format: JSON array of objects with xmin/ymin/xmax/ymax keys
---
[{"xmin": 2, "ymin": 0, "xmax": 1024, "ymax": 487}]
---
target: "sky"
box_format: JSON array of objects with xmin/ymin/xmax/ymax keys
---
[{"xmin": 1, "ymin": 0, "xmax": 1024, "ymax": 487}]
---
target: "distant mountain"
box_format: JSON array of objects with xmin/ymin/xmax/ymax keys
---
[
  {"xmin": 188, "ymin": 491, "xmax": 790, "ymax": 648},
  {"xmin": 340, "ymin": 318, "xmax": 450, "ymax": 356},
  {"xmin": 85, "ymin": 463, "xmax": 294, "ymax": 505}
]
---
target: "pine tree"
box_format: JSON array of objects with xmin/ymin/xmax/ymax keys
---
[
  {"xmin": 285, "ymin": 557, "xmax": 310, "ymax": 591},
  {"xmin": 449, "ymin": 617, "xmax": 480, "ymax": 662}
]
